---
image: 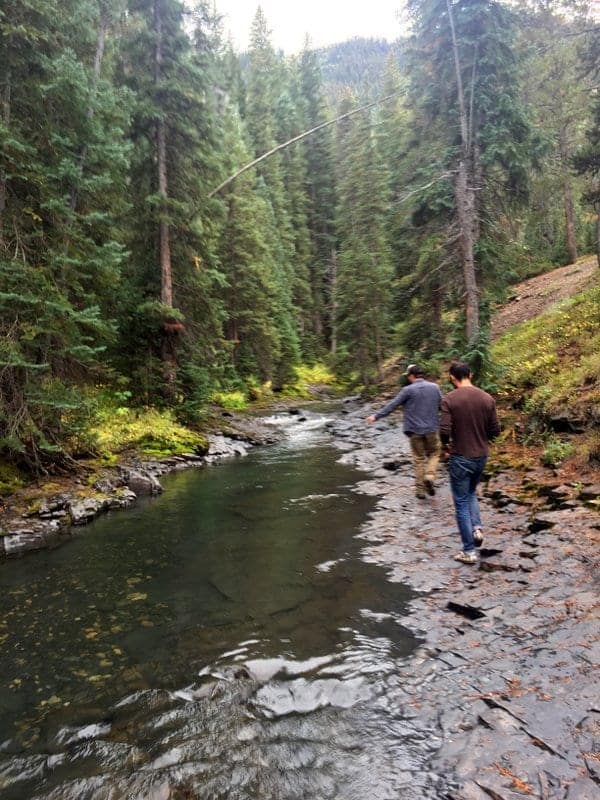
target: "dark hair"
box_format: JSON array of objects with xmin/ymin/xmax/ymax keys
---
[
  {"xmin": 449, "ymin": 361, "xmax": 471, "ymax": 381},
  {"xmin": 404, "ymin": 363, "xmax": 424, "ymax": 377}
]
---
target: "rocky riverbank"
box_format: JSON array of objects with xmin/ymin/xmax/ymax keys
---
[
  {"xmin": 328, "ymin": 399, "xmax": 600, "ymax": 800},
  {"xmin": 0, "ymin": 414, "xmax": 284, "ymax": 559}
]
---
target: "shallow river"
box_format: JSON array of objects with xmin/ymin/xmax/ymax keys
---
[{"xmin": 0, "ymin": 412, "xmax": 427, "ymax": 799}]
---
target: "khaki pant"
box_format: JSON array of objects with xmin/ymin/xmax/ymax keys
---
[{"xmin": 409, "ymin": 432, "xmax": 441, "ymax": 495}]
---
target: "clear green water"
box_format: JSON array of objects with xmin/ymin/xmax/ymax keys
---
[{"xmin": 0, "ymin": 416, "xmax": 424, "ymax": 799}]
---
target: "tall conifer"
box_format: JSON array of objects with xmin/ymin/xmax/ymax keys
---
[
  {"xmin": 407, "ymin": 0, "xmax": 534, "ymax": 348},
  {"xmin": 298, "ymin": 41, "xmax": 337, "ymax": 347},
  {"xmin": 119, "ymin": 0, "xmax": 225, "ymax": 405},
  {"xmin": 573, "ymin": 22, "xmax": 600, "ymax": 265},
  {"xmin": 335, "ymin": 104, "xmax": 393, "ymax": 385},
  {"xmin": 0, "ymin": 0, "xmax": 130, "ymax": 468},
  {"xmin": 244, "ymin": 8, "xmax": 300, "ymax": 386},
  {"xmin": 217, "ymin": 107, "xmax": 292, "ymax": 383}
]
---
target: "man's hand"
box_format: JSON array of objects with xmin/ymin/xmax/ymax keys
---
[{"xmin": 366, "ymin": 415, "xmax": 376, "ymax": 424}]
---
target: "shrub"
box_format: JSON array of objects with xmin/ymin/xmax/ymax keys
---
[
  {"xmin": 281, "ymin": 363, "xmax": 339, "ymax": 398},
  {"xmin": 541, "ymin": 434, "xmax": 574, "ymax": 468},
  {"xmin": 211, "ymin": 391, "xmax": 248, "ymax": 411},
  {"xmin": 91, "ymin": 407, "xmax": 208, "ymax": 457}
]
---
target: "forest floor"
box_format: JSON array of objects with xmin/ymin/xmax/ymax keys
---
[{"xmin": 491, "ymin": 255, "xmax": 598, "ymax": 340}]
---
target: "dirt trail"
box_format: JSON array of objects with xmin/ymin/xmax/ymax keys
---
[{"xmin": 491, "ymin": 255, "xmax": 597, "ymax": 340}]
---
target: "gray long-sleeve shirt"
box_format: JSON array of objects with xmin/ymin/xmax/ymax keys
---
[{"xmin": 374, "ymin": 378, "xmax": 442, "ymax": 435}]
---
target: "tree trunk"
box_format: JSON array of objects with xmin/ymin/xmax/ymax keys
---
[
  {"xmin": 596, "ymin": 206, "xmax": 600, "ymax": 269},
  {"xmin": 559, "ymin": 128, "xmax": 578, "ymax": 264},
  {"xmin": 446, "ymin": 0, "xmax": 479, "ymax": 346},
  {"xmin": 154, "ymin": 0, "xmax": 173, "ymax": 309},
  {"xmin": 157, "ymin": 123, "xmax": 172, "ymax": 307},
  {"xmin": 329, "ymin": 248, "xmax": 337, "ymax": 355},
  {"xmin": 431, "ymin": 281, "xmax": 443, "ymax": 349},
  {"xmin": 0, "ymin": 69, "xmax": 10, "ymax": 248},
  {"xmin": 154, "ymin": 0, "xmax": 176, "ymax": 393},
  {"xmin": 455, "ymin": 160, "xmax": 479, "ymax": 345},
  {"xmin": 446, "ymin": 0, "xmax": 469, "ymax": 149}
]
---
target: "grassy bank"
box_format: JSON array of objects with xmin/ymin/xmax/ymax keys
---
[
  {"xmin": 491, "ymin": 283, "xmax": 600, "ymax": 471},
  {"xmin": 0, "ymin": 363, "xmax": 343, "ymax": 500}
]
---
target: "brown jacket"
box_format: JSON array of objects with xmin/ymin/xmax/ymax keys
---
[{"xmin": 440, "ymin": 386, "xmax": 500, "ymax": 457}]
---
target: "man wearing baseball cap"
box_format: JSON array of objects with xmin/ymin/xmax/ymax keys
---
[{"xmin": 366, "ymin": 364, "xmax": 442, "ymax": 499}]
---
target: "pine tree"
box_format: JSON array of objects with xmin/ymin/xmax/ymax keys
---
[
  {"xmin": 245, "ymin": 8, "xmax": 294, "ymax": 256},
  {"xmin": 573, "ymin": 21, "xmax": 600, "ymax": 266},
  {"xmin": 118, "ymin": 0, "xmax": 225, "ymax": 406},
  {"xmin": 406, "ymin": 0, "xmax": 535, "ymax": 348},
  {"xmin": 335, "ymin": 104, "xmax": 393, "ymax": 385},
  {"xmin": 216, "ymin": 107, "xmax": 291, "ymax": 384},
  {"xmin": 298, "ymin": 40, "xmax": 337, "ymax": 347},
  {"xmin": 0, "ymin": 0, "xmax": 130, "ymax": 470},
  {"xmin": 244, "ymin": 8, "xmax": 300, "ymax": 386},
  {"xmin": 273, "ymin": 58, "xmax": 315, "ymax": 358},
  {"xmin": 378, "ymin": 56, "xmax": 450, "ymax": 355},
  {"xmin": 519, "ymin": 4, "xmax": 593, "ymax": 265}
]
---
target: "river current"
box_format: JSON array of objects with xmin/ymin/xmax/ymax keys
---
[{"xmin": 0, "ymin": 411, "xmax": 428, "ymax": 799}]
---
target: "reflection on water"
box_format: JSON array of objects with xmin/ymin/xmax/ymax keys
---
[{"xmin": 0, "ymin": 412, "xmax": 428, "ymax": 799}]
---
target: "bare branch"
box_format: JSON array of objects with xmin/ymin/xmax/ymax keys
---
[
  {"xmin": 393, "ymin": 172, "xmax": 454, "ymax": 206},
  {"xmin": 208, "ymin": 91, "xmax": 404, "ymax": 198}
]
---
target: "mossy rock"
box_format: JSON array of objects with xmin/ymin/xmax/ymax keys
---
[{"xmin": 136, "ymin": 433, "xmax": 208, "ymax": 458}]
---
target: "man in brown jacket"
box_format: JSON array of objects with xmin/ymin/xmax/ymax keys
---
[{"xmin": 440, "ymin": 362, "xmax": 500, "ymax": 564}]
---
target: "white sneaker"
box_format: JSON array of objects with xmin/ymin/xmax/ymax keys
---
[{"xmin": 454, "ymin": 551, "xmax": 478, "ymax": 564}]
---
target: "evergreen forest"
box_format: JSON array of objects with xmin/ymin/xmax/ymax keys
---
[{"xmin": 1, "ymin": 0, "xmax": 599, "ymax": 475}]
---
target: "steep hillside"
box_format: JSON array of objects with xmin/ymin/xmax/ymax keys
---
[
  {"xmin": 490, "ymin": 257, "xmax": 599, "ymax": 487},
  {"xmin": 491, "ymin": 256, "xmax": 598, "ymax": 340}
]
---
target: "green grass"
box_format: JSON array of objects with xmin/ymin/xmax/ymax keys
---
[
  {"xmin": 283, "ymin": 363, "xmax": 339, "ymax": 398},
  {"xmin": 492, "ymin": 285, "xmax": 600, "ymax": 421},
  {"xmin": 211, "ymin": 390, "xmax": 249, "ymax": 411},
  {"xmin": 210, "ymin": 364, "xmax": 341, "ymax": 409},
  {"xmin": 91, "ymin": 407, "xmax": 208, "ymax": 458}
]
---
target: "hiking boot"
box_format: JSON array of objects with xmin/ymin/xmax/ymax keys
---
[
  {"xmin": 473, "ymin": 527, "xmax": 483, "ymax": 547},
  {"xmin": 424, "ymin": 478, "xmax": 436, "ymax": 496},
  {"xmin": 454, "ymin": 551, "xmax": 478, "ymax": 564},
  {"xmin": 416, "ymin": 491, "xmax": 426, "ymax": 500}
]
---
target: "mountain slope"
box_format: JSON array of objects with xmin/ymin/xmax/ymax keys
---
[{"xmin": 491, "ymin": 256, "xmax": 597, "ymax": 340}]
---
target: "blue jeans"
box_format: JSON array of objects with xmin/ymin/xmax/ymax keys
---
[{"xmin": 448, "ymin": 454, "xmax": 487, "ymax": 553}]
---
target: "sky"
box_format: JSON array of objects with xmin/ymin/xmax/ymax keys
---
[{"xmin": 213, "ymin": 0, "xmax": 405, "ymax": 54}]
